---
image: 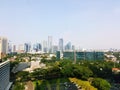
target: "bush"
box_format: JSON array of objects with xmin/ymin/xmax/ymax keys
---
[{"xmin": 91, "ymin": 78, "xmax": 111, "ymax": 90}]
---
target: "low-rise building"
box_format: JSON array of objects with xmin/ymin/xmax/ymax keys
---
[{"xmin": 62, "ymin": 51, "xmax": 104, "ymax": 61}]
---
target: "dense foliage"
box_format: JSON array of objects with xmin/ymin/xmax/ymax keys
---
[
  {"xmin": 92, "ymin": 78, "xmax": 111, "ymax": 90},
  {"xmin": 9, "ymin": 53, "xmax": 120, "ymax": 90}
]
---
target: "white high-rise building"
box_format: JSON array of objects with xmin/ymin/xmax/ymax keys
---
[
  {"xmin": 48, "ymin": 36, "xmax": 52, "ymax": 53},
  {"xmin": 0, "ymin": 37, "xmax": 8, "ymax": 59},
  {"xmin": 42, "ymin": 40, "xmax": 47, "ymax": 53},
  {"xmin": 59, "ymin": 38, "xmax": 63, "ymax": 52}
]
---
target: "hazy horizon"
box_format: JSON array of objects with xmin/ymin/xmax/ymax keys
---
[{"xmin": 0, "ymin": 0, "xmax": 120, "ymax": 49}]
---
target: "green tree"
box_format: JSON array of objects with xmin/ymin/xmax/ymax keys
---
[
  {"xmin": 13, "ymin": 82, "xmax": 25, "ymax": 90},
  {"xmin": 16, "ymin": 71, "xmax": 29, "ymax": 81},
  {"xmin": 92, "ymin": 78, "xmax": 111, "ymax": 90},
  {"xmin": 60, "ymin": 63, "xmax": 74, "ymax": 77},
  {"xmin": 31, "ymin": 68, "xmax": 47, "ymax": 79},
  {"xmin": 73, "ymin": 65, "xmax": 93, "ymax": 80}
]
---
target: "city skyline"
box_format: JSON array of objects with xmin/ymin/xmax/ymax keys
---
[{"xmin": 0, "ymin": 0, "xmax": 120, "ymax": 49}]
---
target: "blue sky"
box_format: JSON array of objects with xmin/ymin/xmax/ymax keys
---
[{"xmin": 0, "ymin": 0, "xmax": 120, "ymax": 49}]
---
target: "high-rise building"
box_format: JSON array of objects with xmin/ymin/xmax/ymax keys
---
[
  {"xmin": 0, "ymin": 37, "xmax": 8, "ymax": 59},
  {"xmin": 52, "ymin": 45, "xmax": 58, "ymax": 53},
  {"xmin": 48, "ymin": 36, "xmax": 52, "ymax": 53},
  {"xmin": 8, "ymin": 42, "xmax": 12, "ymax": 54},
  {"xmin": 18, "ymin": 44, "xmax": 24, "ymax": 53},
  {"xmin": 24, "ymin": 43, "xmax": 31, "ymax": 53},
  {"xmin": 72, "ymin": 45, "xmax": 75, "ymax": 51},
  {"xmin": 33, "ymin": 43, "xmax": 42, "ymax": 52},
  {"xmin": 12, "ymin": 45, "xmax": 16, "ymax": 52},
  {"xmin": 0, "ymin": 60, "xmax": 12, "ymax": 90},
  {"xmin": 59, "ymin": 38, "xmax": 63, "ymax": 52},
  {"xmin": 42, "ymin": 41, "xmax": 47, "ymax": 53},
  {"xmin": 33, "ymin": 44, "xmax": 37, "ymax": 52},
  {"xmin": 65, "ymin": 42, "xmax": 71, "ymax": 51},
  {"xmin": 36, "ymin": 43, "xmax": 42, "ymax": 51}
]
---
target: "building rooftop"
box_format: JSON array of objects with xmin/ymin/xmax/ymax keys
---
[{"xmin": 0, "ymin": 60, "xmax": 9, "ymax": 67}]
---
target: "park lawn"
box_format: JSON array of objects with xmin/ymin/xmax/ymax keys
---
[
  {"xmin": 33, "ymin": 78, "xmax": 70, "ymax": 90},
  {"xmin": 69, "ymin": 78, "xmax": 98, "ymax": 90},
  {"xmin": 33, "ymin": 78, "xmax": 97, "ymax": 90}
]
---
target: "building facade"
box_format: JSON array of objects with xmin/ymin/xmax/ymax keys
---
[
  {"xmin": 59, "ymin": 38, "xmax": 63, "ymax": 52},
  {"xmin": 65, "ymin": 42, "xmax": 72, "ymax": 51},
  {"xmin": 8, "ymin": 42, "xmax": 12, "ymax": 54},
  {"xmin": 56, "ymin": 51, "xmax": 60, "ymax": 60},
  {"xmin": 63, "ymin": 51, "xmax": 104, "ymax": 61},
  {"xmin": 42, "ymin": 40, "xmax": 48, "ymax": 53},
  {"xmin": 24, "ymin": 43, "xmax": 31, "ymax": 53},
  {"xmin": 52, "ymin": 45, "xmax": 58, "ymax": 53},
  {"xmin": 0, "ymin": 37, "xmax": 8, "ymax": 59},
  {"xmin": 18, "ymin": 44, "xmax": 24, "ymax": 53},
  {"xmin": 0, "ymin": 60, "xmax": 11, "ymax": 90},
  {"xmin": 48, "ymin": 36, "xmax": 52, "ymax": 53},
  {"xmin": 33, "ymin": 43, "xmax": 42, "ymax": 52}
]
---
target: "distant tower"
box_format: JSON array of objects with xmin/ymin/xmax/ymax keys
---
[
  {"xmin": 33, "ymin": 43, "xmax": 42, "ymax": 52},
  {"xmin": 72, "ymin": 45, "xmax": 75, "ymax": 51},
  {"xmin": 65, "ymin": 42, "xmax": 71, "ymax": 51},
  {"xmin": 48, "ymin": 36, "xmax": 52, "ymax": 53},
  {"xmin": 37, "ymin": 43, "xmax": 42, "ymax": 51},
  {"xmin": 24, "ymin": 43, "xmax": 31, "ymax": 53},
  {"xmin": 12, "ymin": 44, "xmax": 16, "ymax": 52},
  {"xmin": 0, "ymin": 37, "xmax": 8, "ymax": 60},
  {"xmin": 8, "ymin": 41, "xmax": 12, "ymax": 53},
  {"xmin": 18, "ymin": 44, "xmax": 24, "ymax": 53},
  {"xmin": 59, "ymin": 38, "xmax": 63, "ymax": 52},
  {"xmin": 53, "ymin": 45, "xmax": 58, "ymax": 53},
  {"xmin": 42, "ymin": 40, "xmax": 47, "ymax": 53}
]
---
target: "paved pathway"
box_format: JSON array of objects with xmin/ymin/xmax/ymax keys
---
[{"xmin": 25, "ymin": 81, "xmax": 34, "ymax": 90}]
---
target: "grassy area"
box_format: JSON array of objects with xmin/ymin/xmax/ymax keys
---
[
  {"xmin": 33, "ymin": 78, "xmax": 98, "ymax": 90},
  {"xmin": 13, "ymin": 82, "xmax": 25, "ymax": 90},
  {"xmin": 33, "ymin": 78, "xmax": 70, "ymax": 90},
  {"xmin": 69, "ymin": 78, "xmax": 97, "ymax": 90}
]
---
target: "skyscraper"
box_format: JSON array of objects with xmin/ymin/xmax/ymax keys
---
[
  {"xmin": 72, "ymin": 45, "xmax": 75, "ymax": 51},
  {"xmin": 24, "ymin": 43, "xmax": 31, "ymax": 53},
  {"xmin": 65, "ymin": 42, "xmax": 72, "ymax": 51},
  {"xmin": 33, "ymin": 43, "xmax": 42, "ymax": 52},
  {"xmin": 0, "ymin": 37, "xmax": 8, "ymax": 59},
  {"xmin": 59, "ymin": 38, "xmax": 63, "ymax": 52},
  {"xmin": 36, "ymin": 43, "xmax": 42, "ymax": 51},
  {"xmin": 52, "ymin": 45, "xmax": 58, "ymax": 53},
  {"xmin": 8, "ymin": 42, "xmax": 12, "ymax": 53},
  {"xmin": 12, "ymin": 44, "xmax": 16, "ymax": 52},
  {"xmin": 48, "ymin": 36, "xmax": 52, "ymax": 53},
  {"xmin": 42, "ymin": 40, "xmax": 47, "ymax": 53}
]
